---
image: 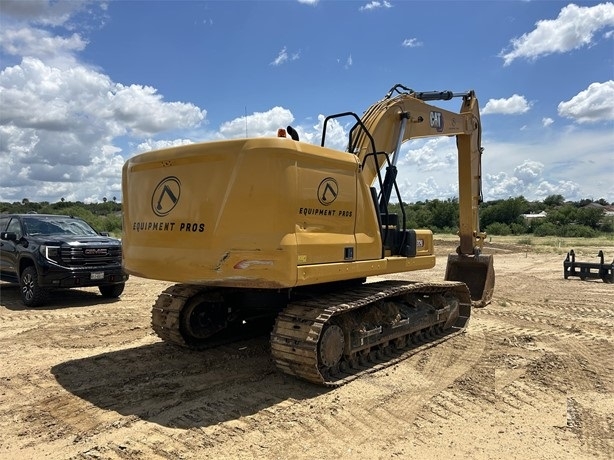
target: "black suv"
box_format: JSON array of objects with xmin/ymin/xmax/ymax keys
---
[{"xmin": 0, "ymin": 214, "xmax": 128, "ymax": 307}]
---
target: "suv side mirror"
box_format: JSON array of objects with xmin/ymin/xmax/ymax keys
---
[{"xmin": 1, "ymin": 232, "xmax": 18, "ymax": 241}]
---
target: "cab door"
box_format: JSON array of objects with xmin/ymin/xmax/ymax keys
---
[{"xmin": 0, "ymin": 217, "xmax": 23, "ymax": 281}]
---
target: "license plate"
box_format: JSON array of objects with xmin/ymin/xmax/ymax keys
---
[{"xmin": 90, "ymin": 272, "xmax": 104, "ymax": 280}]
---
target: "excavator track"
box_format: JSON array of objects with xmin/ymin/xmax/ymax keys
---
[
  {"xmin": 152, "ymin": 284, "xmax": 206, "ymax": 348},
  {"xmin": 271, "ymin": 280, "xmax": 471, "ymax": 387},
  {"xmin": 151, "ymin": 284, "xmax": 274, "ymax": 350},
  {"xmin": 152, "ymin": 280, "xmax": 471, "ymax": 387}
]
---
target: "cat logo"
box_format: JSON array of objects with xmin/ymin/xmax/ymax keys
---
[
  {"xmin": 317, "ymin": 177, "xmax": 338, "ymax": 206},
  {"xmin": 430, "ymin": 111, "xmax": 444, "ymax": 132},
  {"xmin": 152, "ymin": 176, "xmax": 181, "ymax": 217}
]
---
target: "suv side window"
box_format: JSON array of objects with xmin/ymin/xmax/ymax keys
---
[
  {"xmin": 6, "ymin": 218, "xmax": 23, "ymax": 240},
  {"xmin": 0, "ymin": 216, "xmax": 9, "ymax": 232}
]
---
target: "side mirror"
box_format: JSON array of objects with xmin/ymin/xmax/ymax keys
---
[{"xmin": 0, "ymin": 232, "xmax": 18, "ymax": 241}]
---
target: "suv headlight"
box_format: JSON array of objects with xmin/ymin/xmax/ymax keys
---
[{"xmin": 40, "ymin": 245, "xmax": 61, "ymax": 262}]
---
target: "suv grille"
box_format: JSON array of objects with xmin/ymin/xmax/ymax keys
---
[{"xmin": 59, "ymin": 246, "xmax": 122, "ymax": 267}]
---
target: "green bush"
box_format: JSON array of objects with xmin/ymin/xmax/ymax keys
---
[
  {"xmin": 560, "ymin": 224, "xmax": 596, "ymax": 238},
  {"xmin": 510, "ymin": 222, "xmax": 528, "ymax": 235},
  {"xmin": 486, "ymin": 222, "xmax": 511, "ymax": 236},
  {"xmin": 534, "ymin": 222, "xmax": 559, "ymax": 236},
  {"xmin": 601, "ymin": 218, "xmax": 614, "ymax": 233},
  {"xmin": 101, "ymin": 214, "xmax": 123, "ymax": 235}
]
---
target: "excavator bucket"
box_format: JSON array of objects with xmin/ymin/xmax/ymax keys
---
[{"xmin": 445, "ymin": 254, "xmax": 495, "ymax": 307}]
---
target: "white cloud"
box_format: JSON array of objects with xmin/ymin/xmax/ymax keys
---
[
  {"xmin": 484, "ymin": 172, "xmax": 526, "ymax": 199},
  {"xmin": 558, "ymin": 81, "xmax": 614, "ymax": 123},
  {"xmin": 359, "ymin": 1, "xmax": 392, "ymax": 12},
  {"xmin": 0, "ymin": 27, "xmax": 86, "ymax": 63},
  {"xmin": 387, "ymin": 127, "xmax": 613, "ymax": 203},
  {"xmin": 402, "ymin": 38, "xmax": 423, "ymax": 48},
  {"xmin": 1, "ymin": 1, "xmax": 611, "ymax": 205},
  {"xmin": 0, "ymin": 0, "xmax": 89, "ymax": 27},
  {"xmin": 110, "ymin": 83, "xmax": 205, "ymax": 136},
  {"xmin": 500, "ymin": 3, "xmax": 614, "ymax": 65},
  {"xmin": 219, "ymin": 107, "xmax": 294, "ymax": 139},
  {"xmin": 535, "ymin": 180, "xmax": 582, "ymax": 201},
  {"xmin": 482, "ymin": 94, "xmax": 531, "ymax": 115},
  {"xmin": 514, "ymin": 160, "xmax": 543, "ymax": 183},
  {"xmin": 297, "ymin": 0, "xmax": 319, "ymax": 5},
  {"xmin": 483, "ymin": 170, "xmax": 585, "ymax": 202},
  {"xmin": 301, "ymin": 114, "xmax": 349, "ymax": 151},
  {"xmin": 398, "ymin": 137, "xmax": 455, "ymax": 172},
  {"xmin": 337, "ymin": 54, "xmax": 354, "ymax": 68},
  {"xmin": 481, "ymin": 131, "xmax": 614, "ymax": 201},
  {"xmin": 396, "ymin": 176, "xmax": 457, "ymax": 204},
  {"xmin": 0, "ymin": 57, "xmax": 204, "ymax": 136},
  {"xmin": 271, "ymin": 47, "xmax": 288, "ymax": 66},
  {"xmin": 270, "ymin": 46, "xmax": 300, "ymax": 66},
  {"xmin": 0, "ymin": 6, "xmax": 206, "ymax": 203},
  {"xmin": 345, "ymin": 54, "xmax": 353, "ymax": 69},
  {"xmin": 542, "ymin": 117, "xmax": 554, "ymax": 127},
  {"xmin": 212, "ymin": 109, "xmax": 349, "ymax": 152},
  {"xmin": 135, "ymin": 139, "xmax": 195, "ymax": 153}
]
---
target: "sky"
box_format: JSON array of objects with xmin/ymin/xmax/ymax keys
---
[{"xmin": 0, "ymin": 0, "xmax": 613, "ymax": 205}]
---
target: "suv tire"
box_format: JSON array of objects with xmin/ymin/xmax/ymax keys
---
[
  {"xmin": 20, "ymin": 266, "xmax": 49, "ymax": 308},
  {"xmin": 99, "ymin": 283, "xmax": 125, "ymax": 298}
]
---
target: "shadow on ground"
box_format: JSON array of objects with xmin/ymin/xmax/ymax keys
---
[
  {"xmin": 51, "ymin": 337, "xmax": 328, "ymax": 429},
  {"xmin": 0, "ymin": 282, "xmax": 119, "ymax": 311}
]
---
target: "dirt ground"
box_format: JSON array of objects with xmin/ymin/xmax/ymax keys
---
[{"xmin": 1, "ymin": 240, "xmax": 613, "ymax": 460}]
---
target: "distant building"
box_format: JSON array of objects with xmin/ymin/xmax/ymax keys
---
[
  {"xmin": 583, "ymin": 202, "xmax": 614, "ymax": 217},
  {"xmin": 521, "ymin": 210, "xmax": 547, "ymax": 222}
]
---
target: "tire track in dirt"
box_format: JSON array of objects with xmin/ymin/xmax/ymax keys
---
[
  {"xmin": 2, "ymin": 250, "xmax": 614, "ymax": 459},
  {"xmin": 9, "ymin": 321, "xmax": 149, "ymax": 350},
  {"xmin": 303, "ymin": 330, "xmax": 490, "ymax": 449},
  {"xmin": 475, "ymin": 307, "xmax": 613, "ymax": 342},
  {"xmin": 566, "ymin": 393, "xmax": 614, "ymax": 457},
  {"xmin": 475, "ymin": 318, "xmax": 613, "ymax": 392},
  {"xmin": 104, "ymin": 331, "xmax": 490, "ymax": 458},
  {"xmin": 2, "ymin": 337, "xmax": 325, "ymax": 458},
  {"xmin": 469, "ymin": 308, "xmax": 614, "ymax": 460}
]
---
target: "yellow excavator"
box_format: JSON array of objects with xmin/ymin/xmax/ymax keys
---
[{"xmin": 121, "ymin": 84, "xmax": 495, "ymax": 386}]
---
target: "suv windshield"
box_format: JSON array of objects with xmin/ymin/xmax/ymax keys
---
[{"xmin": 23, "ymin": 216, "xmax": 100, "ymax": 237}]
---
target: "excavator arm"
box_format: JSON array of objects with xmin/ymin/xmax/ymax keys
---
[{"xmin": 346, "ymin": 84, "xmax": 494, "ymax": 305}]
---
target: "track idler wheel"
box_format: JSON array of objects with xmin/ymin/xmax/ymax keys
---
[
  {"xmin": 318, "ymin": 325, "xmax": 345, "ymax": 374},
  {"xmin": 180, "ymin": 292, "xmax": 228, "ymax": 344}
]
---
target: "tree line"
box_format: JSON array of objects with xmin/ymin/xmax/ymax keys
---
[
  {"xmin": 0, "ymin": 199, "xmax": 123, "ymax": 236},
  {"xmin": 1, "ymin": 194, "xmax": 612, "ymax": 238},
  {"xmin": 390, "ymin": 194, "xmax": 612, "ymax": 237}
]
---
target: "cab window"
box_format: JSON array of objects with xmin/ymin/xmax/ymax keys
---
[
  {"xmin": 0, "ymin": 216, "xmax": 9, "ymax": 232},
  {"xmin": 6, "ymin": 218, "xmax": 23, "ymax": 240}
]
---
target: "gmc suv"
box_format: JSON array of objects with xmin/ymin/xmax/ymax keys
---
[{"xmin": 0, "ymin": 213, "xmax": 128, "ymax": 307}]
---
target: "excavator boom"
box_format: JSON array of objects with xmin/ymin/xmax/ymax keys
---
[{"xmin": 330, "ymin": 84, "xmax": 494, "ymax": 305}]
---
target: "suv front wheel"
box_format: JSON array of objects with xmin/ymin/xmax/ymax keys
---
[
  {"xmin": 99, "ymin": 283, "xmax": 125, "ymax": 298},
  {"xmin": 20, "ymin": 266, "xmax": 49, "ymax": 308}
]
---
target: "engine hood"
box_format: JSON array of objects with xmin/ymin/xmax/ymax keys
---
[{"xmin": 33, "ymin": 235, "xmax": 121, "ymax": 246}]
